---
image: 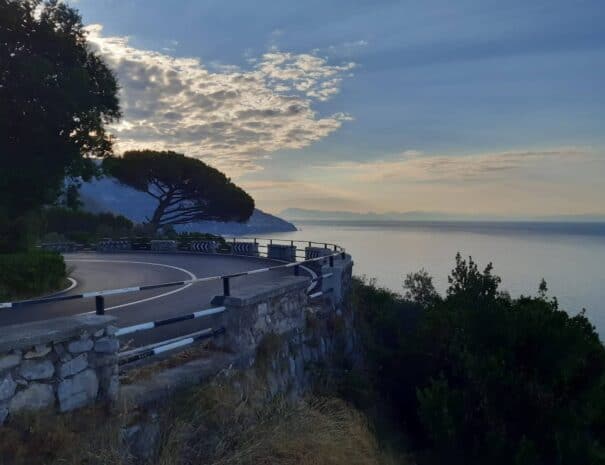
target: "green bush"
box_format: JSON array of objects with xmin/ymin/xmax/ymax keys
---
[
  {"xmin": 42, "ymin": 207, "xmax": 133, "ymax": 245},
  {"xmin": 352, "ymin": 254, "xmax": 605, "ymax": 465},
  {"xmin": 0, "ymin": 251, "xmax": 67, "ymax": 300}
]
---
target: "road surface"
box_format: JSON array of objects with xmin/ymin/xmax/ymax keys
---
[{"xmin": 0, "ymin": 252, "xmax": 312, "ymax": 347}]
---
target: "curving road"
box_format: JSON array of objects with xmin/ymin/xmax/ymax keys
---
[{"xmin": 0, "ymin": 252, "xmax": 312, "ymax": 347}]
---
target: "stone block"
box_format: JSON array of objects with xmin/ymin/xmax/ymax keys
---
[
  {"xmin": 9, "ymin": 383, "xmax": 54, "ymax": 413},
  {"xmin": 0, "ymin": 404, "xmax": 7, "ymax": 424},
  {"xmin": 19, "ymin": 359, "xmax": 54, "ymax": 380},
  {"xmin": 57, "ymin": 369, "xmax": 99, "ymax": 412},
  {"xmin": 24, "ymin": 344, "xmax": 51, "ymax": 359},
  {"xmin": 105, "ymin": 325, "xmax": 118, "ymax": 336},
  {"xmin": 0, "ymin": 373, "xmax": 17, "ymax": 401},
  {"xmin": 94, "ymin": 337, "xmax": 119, "ymax": 354},
  {"xmin": 59, "ymin": 353, "xmax": 88, "ymax": 378},
  {"xmin": 0, "ymin": 354, "xmax": 21, "ymax": 372},
  {"xmin": 67, "ymin": 338, "xmax": 93, "ymax": 354}
]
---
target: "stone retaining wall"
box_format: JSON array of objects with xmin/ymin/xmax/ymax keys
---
[
  {"xmin": 213, "ymin": 275, "xmax": 310, "ymax": 354},
  {"xmin": 0, "ymin": 314, "xmax": 118, "ymax": 423}
]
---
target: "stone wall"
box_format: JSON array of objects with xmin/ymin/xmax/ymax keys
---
[
  {"xmin": 213, "ymin": 275, "xmax": 310, "ymax": 354},
  {"xmin": 0, "ymin": 314, "xmax": 118, "ymax": 423}
]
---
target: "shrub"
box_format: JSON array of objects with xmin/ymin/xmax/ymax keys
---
[
  {"xmin": 42, "ymin": 207, "xmax": 133, "ymax": 244},
  {"xmin": 0, "ymin": 250, "xmax": 66, "ymax": 300},
  {"xmin": 353, "ymin": 254, "xmax": 605, "ymax": 465}
]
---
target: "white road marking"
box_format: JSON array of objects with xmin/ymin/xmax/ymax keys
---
[{"xmin": 65, "ymin": 259, "xmax": 197, "ymax": 313}]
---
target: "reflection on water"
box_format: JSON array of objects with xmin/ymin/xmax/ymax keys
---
[{"xmin": 267, "ymin": 221, "xmax": 605, "ymax": 334}]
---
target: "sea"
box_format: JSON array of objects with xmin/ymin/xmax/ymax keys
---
[{"xmin": 268, "ymin": 221, "xmax": 605, "ymax": 334}]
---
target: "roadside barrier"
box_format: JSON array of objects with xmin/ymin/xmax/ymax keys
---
[
  {"xmin": 305, "ymin": 246, "xmax": 332, "ymax": 260},
  {"xmin": 150, "ymin": 240, "xmax": 177, "ymax": 252},
  {"xmin": 1, "ymin": 237, "xmax": 348, "ymax": 367},
  {"xmin": 0, "ymin": 237, "xmax": 347, "ymax": 311},
  {"xmin": 40, "ymin": 242, "xmax": 79, "ymax": 253},
  {"xmin": 231, "ymin": 241, "xmax": 259, "ymax": 256},
  {"xmin": 189, "ymin": 240, "xmax": 218, "ymax": 253},
  {"xmin": 267, "ymin": 243, "xmax": 296, "ymax": 262},
  {"xmin": 97, "ymin": 239, "xmax": 131, "ymax": 252},
  {"xmin": 115, "ymin": 306, "xmax": 226, "ymax": 337},
  {"xmin": 118, "ymin": 327, "xmax": 225, "ymax": 365}
]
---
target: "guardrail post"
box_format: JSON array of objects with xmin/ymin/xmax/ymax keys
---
[
  {"xmin": 324, "ymin": 243, "xmax": 328, "ymax": 249},
  {"xmin": 223, "ymin": 277, "xmax": 230, "ymax": 297},
  {"xmin": 329, "ymin": 256, "xmax": 334, "ymax": 267},
  {"xmin": 95, "ymin": 296, "xmax": 105, "ymax": 315},
  {"xmin": 294, "ymin": 264, "xmax": 300, "ymax": 276}
]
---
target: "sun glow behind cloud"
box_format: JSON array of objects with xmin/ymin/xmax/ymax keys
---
[{"xmin": 85, "ymin": 24, "xmax": 354, "ymax": 175}]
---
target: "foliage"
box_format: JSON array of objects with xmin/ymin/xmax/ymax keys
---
[
  {"xmin": 0, "ymin": 250, "xmax": 66, "ymax": 300},
  {"xmin": 353, "ymin": 255, "xmax": 605, "ymax": 465},
  {"xmin": 0, "ymin": 0, "xmax": 120, "ymax": 251},
  {"xmin": 403, "ymin": 269, "xmax": 440, "ymax": 308},
  {"xmin": 103, "ymin": 151, "xmax": 254, "ymax": 232},
  {"xmin": 42, "ymin": 207, "xmax": 133, "ymax": 244}
]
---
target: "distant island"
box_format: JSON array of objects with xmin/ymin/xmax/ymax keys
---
[
  {"xmin": 79, "ymin": 176, "xmax": 297, "ymax": 235},
  {"xmin": 281, "ymin": 208, "xmax": 605, "ymax": 223}
]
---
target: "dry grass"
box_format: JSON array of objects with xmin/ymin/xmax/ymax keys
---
[
  {"xmin": 0, "ymin": 365, "xmax": 409, "ymax": 465},
  {"xmin": 156, "ymin": 381, "xmax": 407, "ymax": 465},
  {"xmin": 120, "ymin": 343, "xmax": 214, "ymax": 385},
  {"xmin": 0, "ymin": 406, "xmax": 130, "ymax": 465}
]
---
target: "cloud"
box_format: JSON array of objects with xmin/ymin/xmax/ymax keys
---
[
  {"xmin": 313, "ymin": 148, "xmax": 592, "ymax": 183},
  {"xmin": 85, "ymin": 24, "xmax": 354, "ymax": 175},
  {"xmin": 240, "ymin": 179, "xmax": 366, "ymax": 212}
]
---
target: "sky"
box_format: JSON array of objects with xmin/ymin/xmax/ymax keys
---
[{"xmin": 72, "ymin": 0, "xmax": 605, "ymax": 216}]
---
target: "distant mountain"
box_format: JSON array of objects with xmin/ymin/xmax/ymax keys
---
[
  {"xmin": 79, "ymin": 176, "xmax": 297, "ymax": 234},
  {"xmin": 280, "ymin": 208, "xmax": 605, "ymax": 223}
]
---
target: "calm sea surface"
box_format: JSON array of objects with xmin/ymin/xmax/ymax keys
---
[{"xmin": 268, "ymin": 221, "xmax": 605, "ymax": 334}]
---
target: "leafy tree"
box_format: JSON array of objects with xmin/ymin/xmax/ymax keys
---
[
  {"xmin": 0, "ymin": 0, "xmax": 120, "ymax": 251},
  {"xmin": 403, "ymin": 268, "xmax": 440, "ymax": 308},
  {"xmin": 103, "ymin": 151, "xmax": 254, "ymax": 232}
]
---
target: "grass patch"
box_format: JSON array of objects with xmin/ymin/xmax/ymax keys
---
[
  {"xmin": 158, "ymin": 383, "xmax": 406, "ymax": 465},
  {"xmin": 0, "ymin": 406, "xmax": 129, "ymax": 465}
]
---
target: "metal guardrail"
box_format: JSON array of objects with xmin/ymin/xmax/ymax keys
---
[{"xmin": 0, "ymin": 237, "xmax": 346, "ymax": 310}]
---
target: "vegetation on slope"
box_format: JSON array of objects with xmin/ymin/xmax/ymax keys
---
[
  {"xmin": 0, "ymin": 389, "xmax": 400, "ymax": 465},
  {"xmin": 349, "ymin": 254, "xmax": 605, "ymax": 465}
]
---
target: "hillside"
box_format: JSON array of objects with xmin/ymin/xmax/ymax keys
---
[{"xmin": 79, "ymin": 177, "xmax": 297, "ymax": 235}]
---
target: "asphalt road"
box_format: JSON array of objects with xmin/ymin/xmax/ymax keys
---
[{"xmin": 0, "ymin": 252, "xmax": 312, "ymax": 348}]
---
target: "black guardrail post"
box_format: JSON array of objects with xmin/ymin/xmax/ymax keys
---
[
  {"xmin": 223, "ymin": 277, "xmax": 230, "ymax": 297},
  {"xmin": 294, "ymin": 264, "xmax": 300, "ymax": 276},
  {"xmin": 95, "ymin": 296, "xmax": 105, "ymax": 315},
  {"xmin": 329, "ymin": 255, "xmax": 334, "ymax": 267}
]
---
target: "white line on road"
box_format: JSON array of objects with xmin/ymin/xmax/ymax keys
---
[{"xmin": 65, "ymin": 259, "xmax": 197, "ymax": 313}]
